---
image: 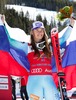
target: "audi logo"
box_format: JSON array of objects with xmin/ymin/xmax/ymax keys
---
[{"xmin": 31, "ymin": 68, "xmax": 42, "ymax": 73}]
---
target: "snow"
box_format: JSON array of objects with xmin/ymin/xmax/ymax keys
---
[{"xmin": 6, "ymin": 5, "xmax": 57, "ymax": 25}]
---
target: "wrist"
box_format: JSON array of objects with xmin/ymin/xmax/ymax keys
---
[{"xmin": 69, "ymin": 24, "xmax": 73, "ymax": 28}]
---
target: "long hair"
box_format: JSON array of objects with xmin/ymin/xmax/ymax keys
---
[{"xmin": 30, "ymin": 29, "xmax": 51, "ymax": 58}]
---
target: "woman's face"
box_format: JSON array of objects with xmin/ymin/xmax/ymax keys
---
[{"xmin": 32, "ymin": 28, "xmax": 45, "ymax": 42}]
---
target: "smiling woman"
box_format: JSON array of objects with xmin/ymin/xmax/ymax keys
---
[
  {"xmin": 31, "ymin": 21, "xmax": 45, "ymax": 43},
  {"xmin": 1, "ymin": 15, "xmax": 60, "ymax": 99},
  {"xmin": 25, "ymin": 21, "xmax": 60, "ymax": 100},
  {"xmin": 32, "ymin": 28, "xmax": 45, "ymax": 43}
]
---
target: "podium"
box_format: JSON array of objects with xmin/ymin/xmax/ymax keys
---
[{"xmin": 0, "ymin": 75, "xmax": 12, "ymax": 100}]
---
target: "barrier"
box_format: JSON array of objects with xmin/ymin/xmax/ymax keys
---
[{"xmin": 0, "ymin": 75, "xmax": 12, "ymax": 100}]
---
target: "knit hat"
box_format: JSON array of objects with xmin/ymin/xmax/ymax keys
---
[{"xmin": 32, "ymin": 21, "xmax": 44, "ymax": 30}]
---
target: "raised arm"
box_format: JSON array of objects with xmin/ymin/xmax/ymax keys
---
[
  {"xmin": 1, "ymin": 15, "xmax": 28, "ymax": 54},
  {"xmin": 59, "ymin": 17, "xmax": 75, "ymax": 46},
  {"xmin": 59, "ymin": 26, "xmax": 72, "ymax": 45},
  {"xmin": 4, "ymin": 20, "xmax": 31, "ymax": 43}
]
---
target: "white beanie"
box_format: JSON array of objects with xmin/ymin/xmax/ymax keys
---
[{"xmin": 32, "ymin": 21, "xmax": 44, "ymax": 30}]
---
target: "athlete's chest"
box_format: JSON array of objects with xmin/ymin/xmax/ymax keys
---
[{"xmin": 27, "ymin": 46, "xmax": 51, "ymax": 66}]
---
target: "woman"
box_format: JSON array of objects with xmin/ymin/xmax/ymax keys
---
[
  {"xmin": 26, "ymin": 21, "xmax": 60, "ymax": 100},
  {"xmin": 1, "ymin": 15, "xmax": 73, "ymax": 99}
]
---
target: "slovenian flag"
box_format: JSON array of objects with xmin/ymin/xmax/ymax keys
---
[
  {"xmin": 62, "ymin": 21, "xmax": 76, "ymax": 90},
  {"xmin": 52, "ymin": 21, "xmax": 76, "ymax": 90},
  {"xmin": 0, "ymin": 16, "xmax": 29, "ymax": 76}
]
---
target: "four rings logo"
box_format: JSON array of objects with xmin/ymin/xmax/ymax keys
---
[{"xmin": 31, "ymin": 68, "xmax": 42, "ymax": 73}]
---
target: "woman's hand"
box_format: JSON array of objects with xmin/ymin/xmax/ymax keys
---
[{"xmin": 1, "ymin": 14, "xmax": 5, "ymax": 24}]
